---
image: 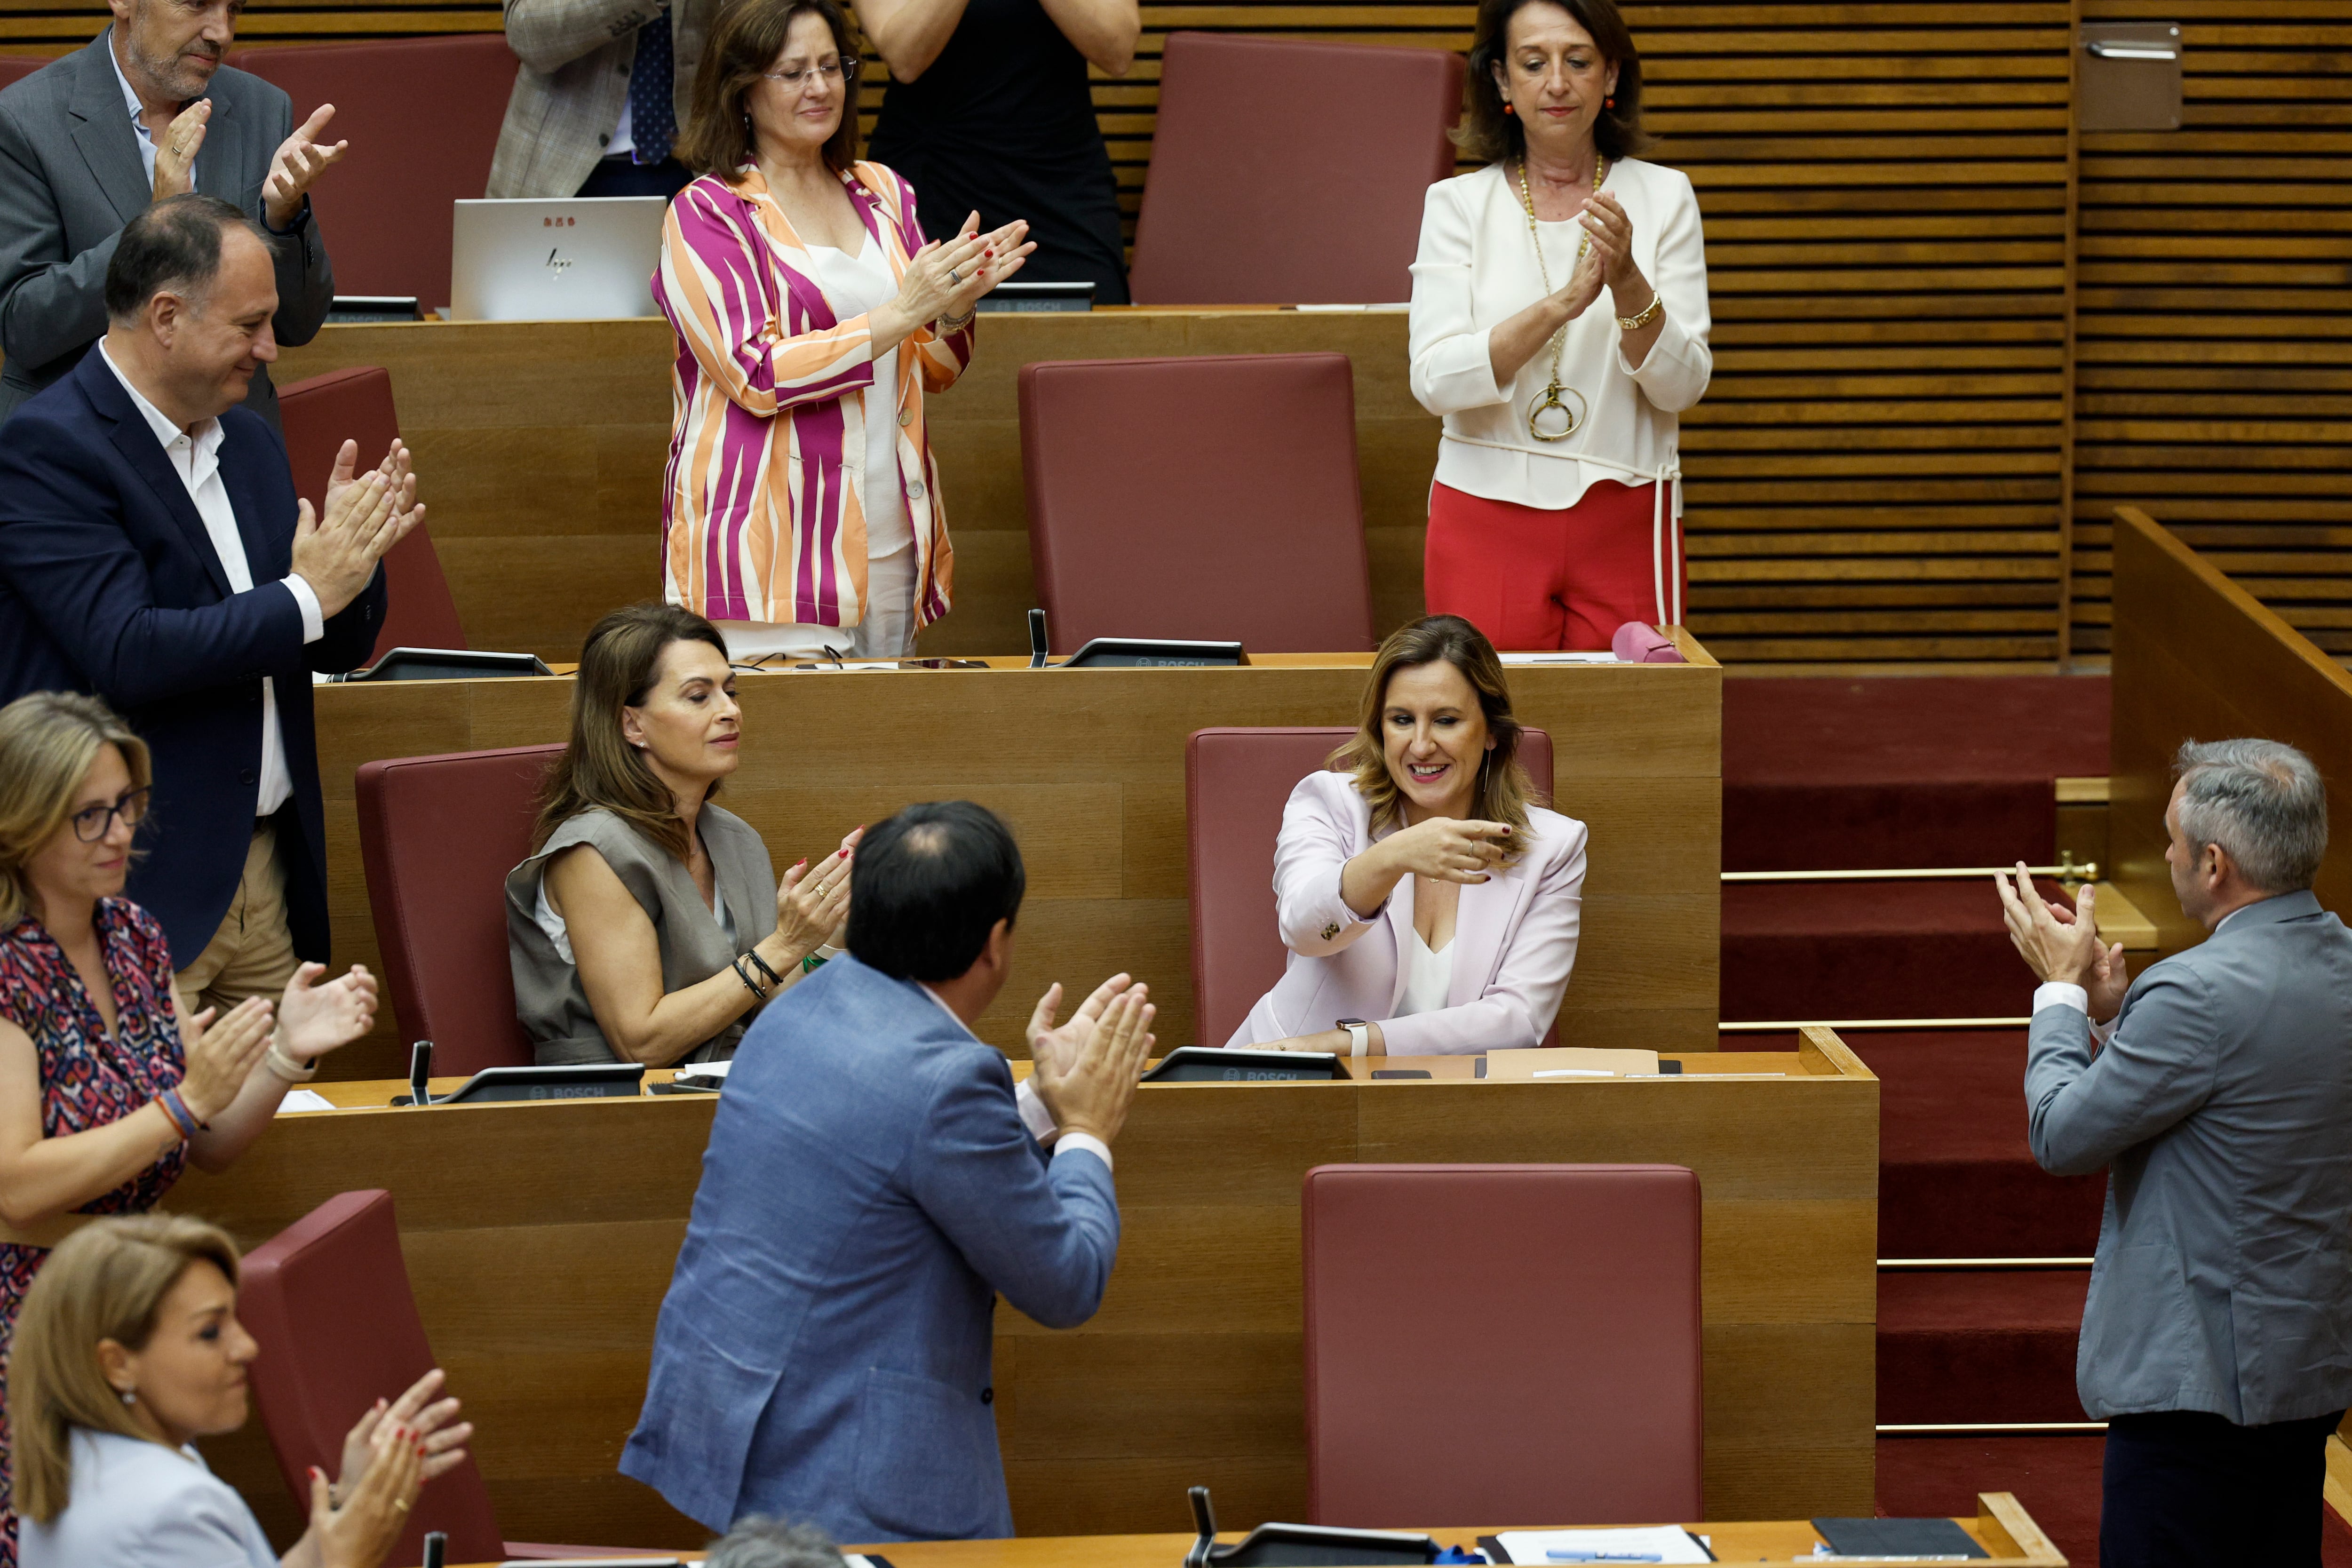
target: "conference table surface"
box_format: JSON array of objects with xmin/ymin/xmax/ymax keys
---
[{"xmin": 440, "ymin": 1493, "xmax": 2065, "ymax": 1567}]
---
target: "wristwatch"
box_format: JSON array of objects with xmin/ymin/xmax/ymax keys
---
[{"xmin": 1337, "ymin": 1018, "xmax": 1372, "ymax": 1058}]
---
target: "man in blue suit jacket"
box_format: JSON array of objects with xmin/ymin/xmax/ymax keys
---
[
  {"xmin": 1999, "ymin": 738, "xmax": 2352, "ymax": 1568},
  {"xmin": 0, "ymin": 194, "xmax": 415, "ymax": 1000},
  {"xmin": 623, "ymin": 801, "xmax": 1157, "ymax": 1542}
]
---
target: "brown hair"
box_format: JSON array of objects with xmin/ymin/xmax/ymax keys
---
[
  {"xmin": 0, "ymin": 692, "xmax": 152, "ymax": 929},
  {"xmin": 1456, "ymin": 0, "xmax": 1652, "ymax": 166},
  {"xmin": 1328, "ymin": 615, "xmax": 1543, "ymax": 839},
  {"xmin": 8, "ymin": 1216, "xmax": 242, "ymax": 1524},
  {"xmin": 532, "ymin": 603, "xmax": 733, "ymax": 861},
  {"xmin": 676, "ymin": 0, "xmax": 863, "ymax": 178}
]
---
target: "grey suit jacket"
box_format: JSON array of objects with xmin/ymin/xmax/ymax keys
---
[
  {"xmin": 2026, "ymin": 888, "xmax": 2352, "ymax": 1425},
  {"xmin": 488, "ymin": 0, "xmax": 714, "ymax": 200},
  {"xmin": 0, "ymin": 32, "xmax": 333, "ymax": 431}
]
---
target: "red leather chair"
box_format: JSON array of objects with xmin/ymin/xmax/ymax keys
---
[
  {"xmin": 356, "ymin": 744, "xmax": 562, "ymax": 1075},
  {"xmin": 277, "ymin": 366, "xmax": 466, "ymax": 662},
  {"xmin": 1019, "ymin": 353, "xmax": 1375, "ymax": 655},
  {"xmin": 0, "ymin": 55, "xmax": 47, "ymax": 90},
  {"xmin": 1302, "ymin": 1164, "xmax": 1704, "ymax": 1528},
  {"xmin": 241, "ymin": 1190, "xmax": 668, "ymax": 1560},
  {"xmin": 1185, "ymin": 725, "xmax": 1553, "ymax": 1049},
  {"xmin": 229, "ymin": 35, "xmax": 516, "ymax": 308},
  {"xmin": 1129, "ymin": 33, "xmax": 1462, "ymax": 305}
]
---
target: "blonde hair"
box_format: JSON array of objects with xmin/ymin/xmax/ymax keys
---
[
  {"xmin": 1329, "ymin": 615, "xmax": 1542, "ymax": 839},
  {"xmin": 0, "ymin": 692, "xmax": 152, "ymax": 929},
  {"xmin": 8, "ymin": 1215, "xmax": 242, "ymax": 1524}
]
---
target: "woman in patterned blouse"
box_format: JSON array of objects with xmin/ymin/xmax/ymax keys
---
[
  {"xmin": 0, "ymin": 692, "xmax": 381, "ymax": 1566},
  {"xmin": 654, "ymin": 0, "xmax": 1033, "ymax": 661}
]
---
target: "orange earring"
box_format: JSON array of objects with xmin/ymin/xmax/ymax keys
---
[
  {"xmin": 1604, "ymin": 95, "xmax": 1616, "ymax": 109},
  {"xmin": 1503, "ymin": 102, "xmax": 1516, "ymax": 115}
]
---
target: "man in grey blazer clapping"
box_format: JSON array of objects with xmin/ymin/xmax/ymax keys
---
[{"xmin": 1997, "ymin": 738, "xmax": 2352, "ymax": 1568}]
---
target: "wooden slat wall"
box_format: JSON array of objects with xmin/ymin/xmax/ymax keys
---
[
  {"xmin": 6, "ymin": 2, "xmax": 2345, "ymax": 666},
  {"xmin": 2071, "ymin": 0, "xmax": 2352, "ymax": 660}
]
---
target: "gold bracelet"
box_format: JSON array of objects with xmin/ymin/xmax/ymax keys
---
[
  {"xmin": 1616, "ymin": 291, "xmax": 1663, "ymax": 331},
  {"xmin": 938, "ymin": 305, "xmax": 976, "ymax": 332}
]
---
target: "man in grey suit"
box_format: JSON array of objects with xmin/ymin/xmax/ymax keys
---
[
  {"xmin": 0, "ymin": 0, "xmax": 344, "ymax": 430},
  {"xmin": 623, "ymin": 801, "xmax": 1156, "ymax": 1542},
  {"xmin": 1998, "ymin": 738, "xmax": 2352, "ymax": 1568}
]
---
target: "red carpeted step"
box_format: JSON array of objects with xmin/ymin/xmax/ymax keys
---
[
  {"xmin": 1724, "ymin": 676, "xmax": 2110, "ymax": 871},
  {"xmin": 1859, "ymin": 1030, "xmax": 2106, "ymax": 1259},
  {"xmin": 1721, "ymin": 880, "xmax": 2054, "ymax": 1023},
  {"xmin": 1876, "ymin": 1434, "xmax": 2352, "ymax": 1568},
  {"xmin": 1879, "ymin": 1270, "xmax": 2090, "ymax": 1424}
]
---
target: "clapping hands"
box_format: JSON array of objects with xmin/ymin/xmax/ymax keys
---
[
  {"xmin": 293, "ymin": 438, "xmax": 422, "ymax": 618},
  {"xmin": 1028, "ymin": 973, "xmax": 1156, "ymax": 1145},
  {"xmin": 1994, "ymin": 864, "xmax": 2130, "ymax": 1018}
]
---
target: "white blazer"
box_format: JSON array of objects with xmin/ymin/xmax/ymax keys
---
[
  {"xmin": 19, "ymin": 1427, "xmax": 276, "ymax": 1568},
  {"xmin": 1228, "ymin": 770, "xmax": 1588, "ymax": 1056},
  {"xmin": 1408, "ymin": 157, "xmax": 1712, "ymax": 521}
]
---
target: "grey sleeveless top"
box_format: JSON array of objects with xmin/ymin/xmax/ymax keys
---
[{"xmin": 504, "ymin": 805, "xmax": 779, "ymax": 1066}]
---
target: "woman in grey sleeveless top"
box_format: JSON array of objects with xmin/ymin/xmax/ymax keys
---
[{"xmin": 505, "ymin": 605, "xmax": 859, "ymax": 1066}]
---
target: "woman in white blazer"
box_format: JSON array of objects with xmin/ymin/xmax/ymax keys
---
[
  {"xmin": 12, "ymin": 1215, "xmax": 465, "ymax": 1568},
  {"xmin": 1231, "ymin": 616, "xmax": 1587, "ymax": 1057},
  {"xmin": 1409, "ymin": 0, "xmax": 1710, "ymax": 651}
]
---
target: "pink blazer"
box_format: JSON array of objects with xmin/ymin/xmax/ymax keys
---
[{"xmin": 1227, "ymin": 770, "xmax": 1588, "ymax": 1055}]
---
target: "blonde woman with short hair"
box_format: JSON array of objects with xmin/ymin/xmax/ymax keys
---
[
  {"xmin": 11, "ymin": 1215, "xmax": 450, "ymax": 1568},
  {"xmin": 0, "ymin": 693, "xmax": 378, "ymax": 1568}
]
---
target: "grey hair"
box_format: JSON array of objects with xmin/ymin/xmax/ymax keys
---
[
  {"xmin": 704, "ymin": 1517, "xmax": 847, "ymax": 1568},
  {"xmin": 2173, "ymin": 738, "xmax": 2328, "ymax": 893}
]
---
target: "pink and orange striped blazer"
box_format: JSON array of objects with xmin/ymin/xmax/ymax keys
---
[{"xmin": 653, "ymin": 161, "xmax": 972, "ymax": 630}]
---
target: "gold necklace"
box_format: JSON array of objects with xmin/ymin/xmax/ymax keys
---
[{"xmin": 1513, "ymin": 152, "xmax": 1606, "ymax": 443}]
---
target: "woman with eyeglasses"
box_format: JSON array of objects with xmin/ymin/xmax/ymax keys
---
[
  {"xmin": 0, "ymin": 693, "xmax": 376, "ymax": 1568},
  {"xmin": 656, "ymin": 0, "xmax": 1033, "ymax": 662}
]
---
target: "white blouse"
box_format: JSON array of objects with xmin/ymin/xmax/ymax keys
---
[
  {"xmin": 20, "ymin": 1428, "xmax": 276, "ymax": 1568},
  {"xmin": 1397, "ymin": 927, "xmax": 1458, "ymax": 1018},
  {"xmin": 1408, "ymin": 157, "xmax": 1712, "ymax": 516}
]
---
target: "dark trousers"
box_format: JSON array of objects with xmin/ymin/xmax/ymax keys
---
[
  {"xmin": 2101, "ymin": 1407, "xmax": 2344, "ymax": 1568},
  {"xmin": 576, "ymin": 154, "xmax": 691, "ymax": 200}
]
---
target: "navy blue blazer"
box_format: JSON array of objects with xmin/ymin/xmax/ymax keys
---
[
  {"xmin": 621, "ymin": 955, "xmax": 1121, "ymax": 1541},
  {"xmin": 0, "ymin": 348, "xmax": 386, "ymax": 964}
]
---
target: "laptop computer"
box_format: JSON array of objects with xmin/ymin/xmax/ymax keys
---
[{"xmin": 450, "ymin": 196, "xmax": 667, "ymax": 322}]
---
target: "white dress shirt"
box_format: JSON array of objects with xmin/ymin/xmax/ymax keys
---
[
  {"xmin": 108, "ymin": 37, "xmax": 184, "ymax": 191},
  {"xmin": 919, "ymin": 982, "xmax": 1113, "ymax": 1172},
  {"xmin": 97, "ymin": 342, "xmax": 324, "ymax": 818},
  {"xmin": 1408, "ymin": 158, "xmax": 1712, "ymax": 516},
  {"xmin": 19, "ymin": 1428, "xmax": 275, "ymax": 1568}
]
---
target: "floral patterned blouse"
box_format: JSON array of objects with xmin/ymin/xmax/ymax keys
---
[{"xmin": 0, "ymin": 899, "xmax": 189, "ymax": 1567}]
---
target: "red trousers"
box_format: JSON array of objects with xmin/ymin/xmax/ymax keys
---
[{"xmin": 1423, "ymin": 478, "xmax": 1685, "ymax": 652}]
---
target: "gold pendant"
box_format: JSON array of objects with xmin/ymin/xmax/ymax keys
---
[{"xmin": 1527, "ymin": 381, "xmax": 1586, "ymax": 443}]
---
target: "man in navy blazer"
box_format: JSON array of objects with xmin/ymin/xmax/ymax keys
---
[
  {"xmin": 0, "ymin": 194, "xmax": 416, "ymax": 1001},
  {"xmin": 1999, "ymin": 738, "xmax": 2352, "ymax": 1568},
  {"xmin": 622, "ymin": 801, "xmax": 1157, "ymax": 1542}
]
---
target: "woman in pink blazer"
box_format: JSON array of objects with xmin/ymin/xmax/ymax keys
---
[{"xmin": 1231, "ymin": 615, "xmax": 1587, "ymax": 1057}]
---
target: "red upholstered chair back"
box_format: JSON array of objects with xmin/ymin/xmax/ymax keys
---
[
  {"xmin": 240, "ymin": 1190, "xmax": 506, "ymax": 1565},
  {"xmin": 1129, "ymin": 33, "xmax": 1462, "ymax": 305},
  {"xmin": 276, "ymin": 366, "xmax": 466, "ymax": 661},
  {"xmin": 1185, "ymin": 726, "xmax": 1553, "ymax": 1048},
  {"xmin": 229, "ymin": 35, "xmax": 516, "ymax": 308},
  {"xmin": 0, "ymin": 55, "xmax": 45, "ymax": 90},
  {"xmin": 1019, "ymin": 353, "xmax": 1374, "ymax": 654},
  {"xmin": 357, "ymin": 745, "xmax": 561, "ymax": 1075},
  {"xmin": 1302, "ymin": 1164, "xmax": 1705, "ymax": 1527}
]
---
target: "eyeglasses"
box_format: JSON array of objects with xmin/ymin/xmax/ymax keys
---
[
  {"xmin": 763, "ymin": 58, "xmax": 858, "ymax": 90},
  {"xmin": 72, "ymin": 787, "xmax": 151, "ymax": 843}
]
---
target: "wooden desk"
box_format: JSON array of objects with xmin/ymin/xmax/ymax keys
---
[
  {"xmin": 310, "ymin": 647, "xmax": 1721, "ymax": 1079},
  {"xmin": 2108, "ymin": 507, "xmax": 2352, "ymax": 957},
  {"xmin": 271, "ymin": 311, "xmax": 1434, "ymax": 664},
  {"xmin": 446, "ymin": 1493, "xmax": 2064, "ymax": 1567},
  {"xmin": 175, "ymin": 1031, "xmax": 1875, "ymax": 1550}
]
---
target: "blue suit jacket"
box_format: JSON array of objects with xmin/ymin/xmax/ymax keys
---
[
  {"xmin": 2026, "ymin": 889, "xmax": 2352, "ymax": 1424},
  {"xmin": 0, "ymin": 348, "xmax": 386, "ymax": 963},
  {"xmin": 621, "ymin": 956, "xmax": 1120, "ymax": 1541}
]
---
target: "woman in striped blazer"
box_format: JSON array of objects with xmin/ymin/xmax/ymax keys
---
[{"xmin": 656, "ymin": 0, "xmax": 1032, "ymax": 660}]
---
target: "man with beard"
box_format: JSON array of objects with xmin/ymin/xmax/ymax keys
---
[{"xmin": 0, "ymin": 0, "xmax": 342, "ymax": 430}]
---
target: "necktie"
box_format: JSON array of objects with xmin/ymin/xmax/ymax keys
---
[{"xmin": 628, "ymin": 8, "xmax": 677, "ymax": 167}]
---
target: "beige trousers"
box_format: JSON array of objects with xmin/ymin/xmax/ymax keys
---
[{"xmin": 173, "ymin": 822, "xmax": 300, "ymax": 1019}]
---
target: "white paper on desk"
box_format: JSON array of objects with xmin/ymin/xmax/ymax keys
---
[
  {"xmin": 274, "ymin": 1090, "xmax": 336, "ymax": 1113},
  {"xmin": 1500, "ymin": 651, "xmax": 1618, "ymax": 665},
  {"xmin": 673, "ymin": 1059, "xmax": 733, "ymax": 1088},
  {"xmin": 1496, "ymin": 1525, "xmax": 1713, "ymax": 1564}
]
